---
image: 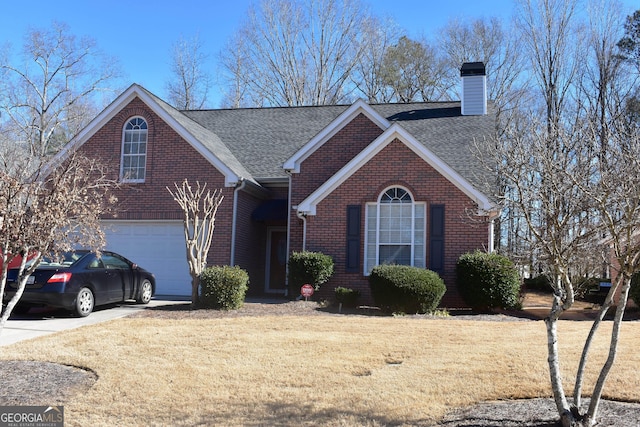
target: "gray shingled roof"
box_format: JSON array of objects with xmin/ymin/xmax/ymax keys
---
[
  {"xmin": 139, "ymin": 86, "xmax": 256, "ymax": 184},
  {"xmin": 181, "ymin": 101, "xmax": 496, "ymax": 192}
]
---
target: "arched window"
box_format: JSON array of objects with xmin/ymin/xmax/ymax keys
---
[
  {"xmin": 121, "ymin": 117, "xmax": 148, "ymax": 182},
  {"xmin": 365, "ymin": 187, "xmax": 425, "ymax": 274}
]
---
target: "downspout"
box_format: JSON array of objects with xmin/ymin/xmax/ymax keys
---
[
  {"xmin": 230, "ymin": 178, "xmax": 247, "ymax": 266},
  {"xmin": 488, "ymin": 209, "xmax": 501, "ymax": 253},
  {"xmin": 297, "ymin": 211, "xmax": 307, "ymax": 251}
]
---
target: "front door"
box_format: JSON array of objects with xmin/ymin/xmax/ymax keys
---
[{"xmin": 265, "ymin": 227, "xmax": 287, "ymax": 293}]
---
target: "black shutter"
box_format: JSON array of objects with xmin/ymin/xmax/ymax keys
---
[
  {"xmin": 346, "ymin": 205, "xmax": 361, "ymax": 272},
  {"xmin": 429, "ymin": 205, "xmax": 445, "ymax": 274}
]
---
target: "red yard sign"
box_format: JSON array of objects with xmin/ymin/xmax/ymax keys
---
[{"xmin": 301, "ymin": 284, "xmax": 314, "ymax": 299}]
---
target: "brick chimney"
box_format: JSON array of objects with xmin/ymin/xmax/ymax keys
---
[{"xmin": 460, "ymin": 62, "xmax": 487, "ymax": 115}]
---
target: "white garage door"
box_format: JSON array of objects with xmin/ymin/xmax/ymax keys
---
[{"xmin": 102, "ymin": 221, "xmax": 191, "ymax": 296}]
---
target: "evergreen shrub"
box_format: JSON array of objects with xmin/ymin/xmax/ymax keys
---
[
  {"xmin": 369, "ymin": 265, "xmax": 445, "ymax": 314},
  {"xmin": 456, "ymin": 251, "xmax": 521, "ymax": 311},
  {"xmin": 200, "ymin": 265, "xmax": 249, "ymax": 310}
]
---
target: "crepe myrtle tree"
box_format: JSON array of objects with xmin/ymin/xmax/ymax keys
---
[
  {"xmin": 568, "ymin": 123, "xmax": 640, "ymax": 426},
  {"xmin": 168, "ymin": 179, "xmax": 224, "ymax": 307},
  {"xmin": 0, "ymin": 150, "xmax": 118, "ymax": 336},
  {"xmin": 476, "ymin": 114, "xmax": 640, "ymax": 426}
]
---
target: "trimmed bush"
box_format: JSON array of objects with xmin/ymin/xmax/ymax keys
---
[
  {"xmin": 456, "ymin": 251, "xmax": 521, "ymax": 311},
  {"xmin": 369, "ymin": 265, "xmax": 446, "ymax": 314},
  {"xmin": 287, "ymin": 251, "xmax": 334, "ymax": 297},
  {"xmin": 200, "ymin": 265, "xmax": 249, "ymax": 310},
  {"xmin": 334, "ymin": 286, "xmax": 360, "ymax": 308}
]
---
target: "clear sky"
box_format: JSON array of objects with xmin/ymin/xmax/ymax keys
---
[{"xmin": 0, "ymin": 0, "xmax": 638, "ymax": 107}]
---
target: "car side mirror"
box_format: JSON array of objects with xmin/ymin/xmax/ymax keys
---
[{"xmin": 132, "ymin": 263, "xmax": 138, "ymax": 270}]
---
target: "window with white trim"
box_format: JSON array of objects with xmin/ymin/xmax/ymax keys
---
[
  {"xmin": 365, "ymin": 187, "xmax": 425, "ymax": 274},
  {"xmin": 121, "ymin": 117, "xmax": 147, "ymax": 182}
]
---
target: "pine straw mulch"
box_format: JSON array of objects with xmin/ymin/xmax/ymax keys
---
[{"xmin": 2, "ymin": 299, "xmax": 639, "ymax": 426}]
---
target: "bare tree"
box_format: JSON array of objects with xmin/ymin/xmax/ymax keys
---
[
  {"xmin": 477, "ymin": 100, "xmax": 640, "ymax": 427},
  {"xmin": 165, "ymin": 34, "xmax": 212, "ymax": 110},
  {"xmin": 0, "ymin": 151, "xmax": 118, "ymax": 336},
  {"xmin": 0, "ymin": 21, "xmax": 120, "ymax": 157},
  {"xmin": 576, "ymin": 0, "xmax": 634, "ymax": 155},
  {"xmin": 440, "ymin": 16, "xmax": 529, "ymax": 128},
  {"xmin": 349, "ymin": 16, "xmax": 400, "ymax": 103},
  {"xmin": 569, "ymin": 121, "xmax": 640, "ymax": 427},
  {"xmin": 515, "ymin": 0, "xmax": 583, "ymax": 131},
  {"xmin": 167, "ymin": 180, "xmax": 224, "ymax": 307},
  {"xmin": 219, "ymin": 0, "xmax": 371, "ymax": 107}
]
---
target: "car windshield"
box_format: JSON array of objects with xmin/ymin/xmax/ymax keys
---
[{"xmin": 36, "ymin": 251, "xmax": 88, "ymax": 267}]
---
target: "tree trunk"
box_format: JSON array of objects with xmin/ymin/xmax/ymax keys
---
[
  {"xmin": 191, "ymin": 275, "xmax": 200, "ymax": 308},
  {"xmin": 583, "ymin": 274, "xmax": 632, "ymax": 425},
  {"xmin": 546, "ymin": 312, "xmax": 573, "ymax": 426},
  {"xmin": 573, "ymin": 282, "xmax": 617, "ymax": 408}
]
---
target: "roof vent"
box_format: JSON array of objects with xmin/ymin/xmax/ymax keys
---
[{"xmin": 460, "ymin": 62, "xmax": 487, "ymax": 116}]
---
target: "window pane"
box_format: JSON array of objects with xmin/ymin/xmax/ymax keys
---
[
  {"xmin": 379, "ymin": 245, "xmax": 411, "ymax": 265},
  {"xmin": 413, "ymin": 244, "xmax": 425, "ymax": 268},
  {"xmin": 367, "ymin": 205, "xmax": 376, "ymax": 220},
  {"xmin": 122, "ymin": 118, "xmax": 147, "ymax": 182}
]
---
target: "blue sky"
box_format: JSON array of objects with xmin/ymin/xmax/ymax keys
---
[{"xmin": 0, "ymin": 0, "xmax": 637, "ymax": 107}]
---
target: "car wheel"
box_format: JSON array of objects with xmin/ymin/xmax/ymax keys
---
[
  {"xmin": 74, "ymin": 287, "xmax": 94, "ymax": 317},
  {"xmin": 136, "ymin": 279, "xmax": 153, "ymax": 304}
]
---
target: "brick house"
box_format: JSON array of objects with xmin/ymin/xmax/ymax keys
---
[{"xmin": 51, "ymin": 62, "xmax": 499, "ymax": 307}]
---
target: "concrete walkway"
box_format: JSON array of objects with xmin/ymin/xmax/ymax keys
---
[{"xmin": 0, "ymin": 298, "xmax": 185, "ymax": 347}]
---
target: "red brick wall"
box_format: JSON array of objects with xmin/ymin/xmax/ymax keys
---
[
  {"xmin": 289, "ymin": 113, "xmax": 384, "ymax": 253},
  {"xmin": 76, "ymin": 97, "xmax": 234, "ymax": 266},
  {"xmin": 290, "ymin": 123, "xmax": 490, "ymax": 307},
  {"xmin": 295, "ymin": 113, "xmax": 384, "ymax": 196}
]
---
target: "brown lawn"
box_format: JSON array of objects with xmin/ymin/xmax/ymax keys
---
[{"xmin": 1, "ymin": 304, "xmax": 639, "ymax": 426}]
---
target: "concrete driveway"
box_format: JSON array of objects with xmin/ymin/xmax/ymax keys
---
[{"xmin": 0, "ymin": 298, "xmax": 186, "ymax": 347}]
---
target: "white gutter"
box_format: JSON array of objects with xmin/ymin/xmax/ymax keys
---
[{"xmin": 230, "ymin": 178, "xmax": 247, "ymax": 265}]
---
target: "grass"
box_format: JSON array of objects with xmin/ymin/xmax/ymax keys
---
[{"xmin": 1, "ymin": 309, "xmax": 640, "ymax": 426}]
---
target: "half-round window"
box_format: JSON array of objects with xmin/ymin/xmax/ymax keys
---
[{"xmin": 365, "ymin": 186, "xmax": 425, "ymax": 273}]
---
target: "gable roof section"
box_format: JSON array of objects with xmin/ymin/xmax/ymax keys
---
[
  {"xmin": 48, "ymin": 84, "xmax": 254, "ymax": 187},
  {"xmin": 296, "ymin": 123, "xmax": 497, "ymax": 215},
  {"xmin": 283, "ymin": 99, "xmax": 390, "ymax": 173},
  {"xmin": 181, "ymin": 101, "xmax": 496, "ymax": 194},
  {"xmin": 183, "ymin": 105, "xmax": 348, "ymax": 180}
]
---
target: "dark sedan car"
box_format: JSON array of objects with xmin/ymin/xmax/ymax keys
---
[{"xmin": 3, "ymin": 250, "xmax": 155, "ymax": 317}]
